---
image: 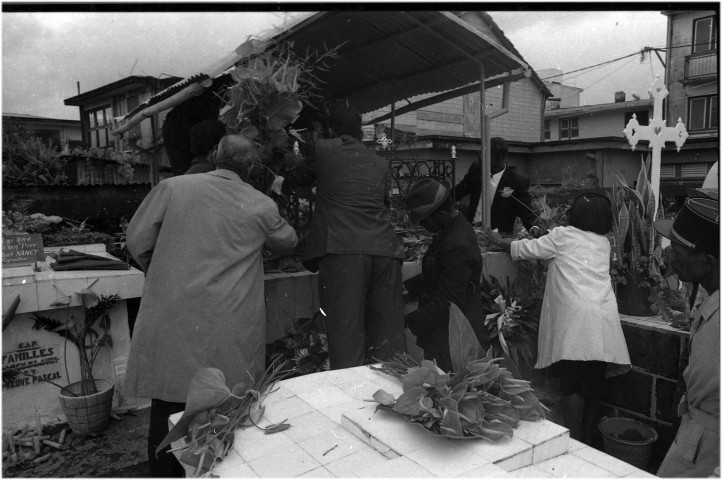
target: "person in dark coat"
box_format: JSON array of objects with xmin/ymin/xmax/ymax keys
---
[
  {"xmin": 453, "ymin": 137, "xmax": 536, "ymax": 234},
  {"xmin": 275, "ymin": 103, "xmax": 407, "ymax": 369},
  {"xmin": 184, "ymin": 119, "xmax": 226, "ymax": 174},
  {"xmin": 403, "ymin": 178, "xmax": 484, "ymax": 373}
]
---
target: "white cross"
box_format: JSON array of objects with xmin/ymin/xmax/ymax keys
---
[
  {"xmin": 376, "ymin": 132, "xmax": 393, "ymax": 150},
  {"xmin": 623, "ymin": 76, "xmax": 688, "ymax": 219}
]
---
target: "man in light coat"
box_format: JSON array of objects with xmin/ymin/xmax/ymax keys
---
[
  {"xmin": 125, "ymin": 134, "xmax": 297, "ymax": 477},
  {"xmin": 654, "ymin": 197, "xmax": 719, "ymax": 477}
]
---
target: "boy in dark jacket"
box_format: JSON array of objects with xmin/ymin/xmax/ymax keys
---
[{"xmin": 404, "ymin": 178, "xmax": 483, "ymax": 372}]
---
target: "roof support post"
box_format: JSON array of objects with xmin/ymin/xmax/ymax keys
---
[{"xmin": 479, "ymin": 61, "xmax": 491, "ymax": 227}]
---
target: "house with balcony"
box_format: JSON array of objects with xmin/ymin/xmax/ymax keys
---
[
  {"xmin": 661, "ymin": 9, "xmax": 718, "ymax": 189},
  {"xmin": 63, "ymin": 75, "xmax": 182, "ymax": 184}
]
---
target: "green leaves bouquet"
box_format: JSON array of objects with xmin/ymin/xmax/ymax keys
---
[
  {"xmin": 157, "ymin": 363, "xmax": 291, "ymax": 476},
  {"xmin": 480, "ymin": 276, "xmax": 541, "ymax": 370},
  {"xmin": 370, "ymin": 303, "xmax": 548, "ymax": 441}
]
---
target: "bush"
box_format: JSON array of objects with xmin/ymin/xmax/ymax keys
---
[{"xmin": 2, "ymin": 125, "xmax": 68, "ymax": 187}]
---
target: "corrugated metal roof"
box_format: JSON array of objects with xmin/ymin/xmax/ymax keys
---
[
  {"xmin": 64, "ymin": 76, "xmax": 182, "ymax": 106},
  {"xmin": 113, "ymin": 10, "xmax": 529, "ymax": 135},
  {"xmin": 274, "ymin": 11, "xmax": 528, "ymax": 114}
]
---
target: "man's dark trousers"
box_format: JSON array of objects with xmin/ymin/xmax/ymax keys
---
[
  {"xmin": 318, "ymin": 254, "xmax": 407, "ymax": 369},
  {"xmin": 148, "ymin": 399, "xmax": 186, "ymax": 477}
]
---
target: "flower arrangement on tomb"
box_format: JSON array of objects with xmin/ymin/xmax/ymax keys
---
[
  {"xmin": 370, "ymin": 303, "xmax": 548, "ymax": 441},
  {"xmin": 157, "ymin": 363, "xmax": 290, "ymax": 476}
]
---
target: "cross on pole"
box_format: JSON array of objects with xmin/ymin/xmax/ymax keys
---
[{"xmin": 623, "ymin": 76, "xmax": 688, "ymax": 219}]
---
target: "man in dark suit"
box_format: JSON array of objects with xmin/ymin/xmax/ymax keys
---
[
  {"xmin": 453, "ymin": 137, "xmax": 536, "ymax": 234},
  {"xmin": 278, "ymin": 103, "xmax": 407, "ymax": 369}
]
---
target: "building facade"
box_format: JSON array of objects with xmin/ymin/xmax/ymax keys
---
[
  {"xmin": 662, "ymin": 10, "xmax": 719, "ymax": 186},
  {"xmin": 544, "ymin": 97, "xmax": 654, "ymax": 142},
  {"xmin": 64, "ymin": 76, "xmax": 181, "ymax": 155}
]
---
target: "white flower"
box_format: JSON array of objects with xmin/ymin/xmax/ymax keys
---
[{"xmin": 500, "ymin": 187, "xmax": 514, "ymax": 198}]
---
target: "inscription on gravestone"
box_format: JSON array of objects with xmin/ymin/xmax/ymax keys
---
[{"xmin": 2, "ymin": 233, "xmax": 45, "ymax": 266}]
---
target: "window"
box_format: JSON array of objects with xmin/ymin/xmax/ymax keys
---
[
  {"xmin": 693, "ymin": 16, "xmax": 717, "ymax": 53},
  {"xmin": 544, "ymin": 120, "xmax": 551, "ymax": 140},
  {"xmin": 688, "ymin": 95, "xmax": 719, "ymax": 131},
  {"xmin": 87, "ymin": 105, "xmax": 112, "ymax": 148},
  {"xmin": 559, "ymin": 118, "xmax": 579, "ymax": 140}
]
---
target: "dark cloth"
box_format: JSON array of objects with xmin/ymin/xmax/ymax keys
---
[
  {"xmin": 285, "ymin": 135, "xmax": 404, "ymax": 268},
  {"xmin": 551, "ymin": 360, "xmax": 607, "ymax": 399},
  {"xmin": 184, "ymin": 156, "xmax": 215, "ymax": 175},
  {"xmin": 453, "ymin": 161, "xmax": 536, "ymax": 233},
  {"xmin": 318, "ymin": 254, "xmax": 406, "ymax": 369},
  {"xmin": 51, "ymin": 249, "xmax": 130, "ymax": 271},
  {"xmin": 148, "ymin": 399, "xmax": 186, "ymax": 478},
  {"xmin": 404, "ymin": 214, "xmax": 484, "ymax": 371}
]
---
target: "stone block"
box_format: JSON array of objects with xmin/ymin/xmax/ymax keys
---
[
  {"xmin": 655, "ymin": 377, "xmax": 678, "ymax": 423},
  {"xmin": 323, "ymin": 448, "xmax": 389, "ymax": 477},
  {"xmin": 571, "ymin": 444, "xmax": 638, "ymax": 476},
  {"xmin": 622, "ymin": 324, "xmax": 681, "ymax": 378},
  {"xmin": 601, "ymin": 370, "xmax": 653, "ymax": 415},
  {"xmin": 246, "ymin": 443, "xmax": 321, "ymax": 477},
  {"xmin": 535, "ymin": 453, "xmax": 618, "ymax": 477},
  {"xmin": 353, "ymin": 455, "xmax": 433, "ymax": 478},
  {"xmin": 296, "ymin": 426, "xmax": 368, "ymax": 465},
  {"xmin": 404, "ymin": 441, "xmax": 490, "ymax": 477},
  {"xmin": 2, "ymin": 281, "xmax": 39, "ymax": 315}
]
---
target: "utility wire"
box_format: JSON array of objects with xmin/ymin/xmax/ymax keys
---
[{"xmin": 539, "ymin": 41, "xmax": 709, "ymax": 82}]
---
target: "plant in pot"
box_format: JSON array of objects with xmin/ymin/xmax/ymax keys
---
[
  {"xmin": 608, "ymin": 155, "xmax": 665, "ymax": 316},
  {"xmin": 22, "ymin": 286, "xmax": 119, "ymax": 435}
]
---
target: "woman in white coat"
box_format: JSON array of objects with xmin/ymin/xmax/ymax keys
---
[{"xmin": 490, "ymin": 193, "xmax": 631, "ymax": 445}]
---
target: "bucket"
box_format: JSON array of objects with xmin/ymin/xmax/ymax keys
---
[
  {"xmin": 59, "ymin": 379, "xmax": 115, "ymax": 435},
  {"xmin": 599, "ymin": 416, "xmax": 658, "ymax": 470}
]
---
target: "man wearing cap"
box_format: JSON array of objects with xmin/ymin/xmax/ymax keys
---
[
  {"xmin": 654, "ymin": 197, "xmax": 719, "ymax": 478},
  {"xmin": 404, "ymin": 177, "xmax": 483, "ymax": 372},
  {"xmin": 453, "ymin": 137, "xmax": 536, "ymax": 234}
]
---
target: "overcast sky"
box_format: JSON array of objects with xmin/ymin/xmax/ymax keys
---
[{"xmin": 2, "ymin": 7, "xmax": 670, "ymax": 121}]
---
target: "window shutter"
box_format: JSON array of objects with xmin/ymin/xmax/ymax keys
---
[
  {"xmin": 694, "ymin": 17, "xmax": 713, "ymax": 53},
  {"xmin": 660, "ymin": 164, "xmax": 676, "ymax": 178},
  {"xmin": 682, "ymin": 163, "xmax": 707, "ymax": 177},
  {"xmin": 710, "ymin": 95, "xmax": 719, "ymax": 129},
  {"xmin": 689, "ymin": 97, "xmax": 707, "ymax": 130}
]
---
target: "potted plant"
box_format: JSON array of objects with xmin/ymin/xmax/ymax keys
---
[
  {"xmin": 609, "ymin": 154, "xmax": 665, "ymax": 316},
  {"xmin": 27, "ymin": 286, "xmax": 119, "ymax": 435}
]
